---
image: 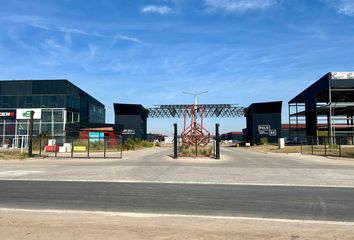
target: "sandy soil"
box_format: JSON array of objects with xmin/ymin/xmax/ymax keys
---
[
  {"xmin": 0, "ymin": 209, "xmax": 353, "ymax": 240},
  {"xmin": 238, "ymin": 144, "xmax": 302, "ymax": 154}
]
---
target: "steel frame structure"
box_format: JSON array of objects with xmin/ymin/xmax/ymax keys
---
[
  {"xmin": 148, "ymin": 103, "xmax": 245, "ymax": 147},
  {"xmin": 148, "ymin": 104, "xmax": 245, "ymax": 118},
  {"xmin": 289, "ymin": 72, "xmax": 354, "ymax": 143}
]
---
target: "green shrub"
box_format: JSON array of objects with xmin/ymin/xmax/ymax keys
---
[
  {"xmin": 179, "ymin": 145, "xmax": 213, "ymax": 156},
  {"xmin": 122, "ymin": 138, "xmax": 155, "ymax": 151},
  {"xmin": 260, "ymin": 137, "xmax": 268, "ymax": 145}
]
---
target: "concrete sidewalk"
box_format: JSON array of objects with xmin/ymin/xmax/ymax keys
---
[{"xmin": 0, "ymin": 147, "xmax": 354, "ymax": 186}]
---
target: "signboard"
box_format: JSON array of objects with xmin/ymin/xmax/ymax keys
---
[
  {"xmin": 269, "ymin": 129, "xmax": 277, "ymax": 136},
  {"xmin": 0, "ymin": 111, "xmax": 15, "ymax": 118},
  {"xmin": 16, "ymin": 109, "xmax": 42, "ymax": 120},
  {"xmin": 331, "ymin": 72, "xmax": 354, "ymax": 80},
  {"xmin": 89, "ymin": 132, "xmax": 104, "ymax": 142},
  {"xmin": 258, "ymin": 125, "xmax": 270, "ymax": 134},
  {"xmin": 122, "ymin": 129, "xmax": 136, "ymax": 135}
]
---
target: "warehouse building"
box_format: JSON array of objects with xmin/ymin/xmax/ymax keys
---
[
  {"xmin": 289, "ymin": 72, "xmax": 354, "ymax": 139},
  {"xmin": 221, "ymin": 131, "xmax": 244, "ymax": 143},
  {"xmin": 0, "ymin": 80, "xmax": 105, "ymax": 147},
  {"xmin": 245, "ymin": 101, "xmax": 282, "ymax": 144},
  {"xmin": 114, "ymin": 103, "xmax": 149, "ymax": 140}
]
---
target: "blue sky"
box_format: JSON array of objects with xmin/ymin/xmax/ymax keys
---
[{"xmin": 0, "ymin": 0, "xmax": 354, "ymax": 135}]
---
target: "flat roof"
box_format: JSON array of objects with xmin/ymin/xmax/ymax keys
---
[
  {"xmin": 114, "ymin": 103, "xmax": 149, "ymax": 115},
  {"xmin": 0, "ymin": 79, "xmax": 104, "ymax": 107},
  {"xmin": 245, "ymin": 101, "xmax": 282, "ymax": 115}
]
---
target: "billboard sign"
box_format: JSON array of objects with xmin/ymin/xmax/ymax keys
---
[
  {"xmin": 16, "ymin": 109, "xmax": 42, "ymax": 120},
  {"xmin": 258, "ymin": 125, "xmax": 270, "ymax": 134},
  {"xmin": 331, "ymin": 72, "xmax": 354, "ymax": 80},
  {"xmin": 0, "ymin": 111, "xmax": 15, "ymax": 118}
]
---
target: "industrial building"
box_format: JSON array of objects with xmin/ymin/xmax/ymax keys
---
[
  {"xmin": 245, "ymin": 101, "xmax": 282, "ymax": 144},
  {"xmin": 0, "ymin": 80, "xmax": 105, "ymax": 146},
  {"xmin": 220, "ymin": 132, "xmax": 244, "ymax": 142},
  {"xmin": 114, "ymin": 103, "xmax": 149, "ymax": 140},
  {"xmin": 289, "ymin": 72, "xmax": 354, "ymax": 140}
]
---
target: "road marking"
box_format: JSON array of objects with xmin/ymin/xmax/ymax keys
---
[
  {"xmin": 0, "ymin": 207, "xmax": 353, "ymax": 225},
  {"xmin": 0, "ymin": 171, "xmax": 43, "ymax": 177},
  {"xmin": 0, "ymin": 178, "xmax": 354, "ymax": 188}
]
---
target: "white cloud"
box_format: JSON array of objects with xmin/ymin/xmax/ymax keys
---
[
  {"xmin": 336, "ymin": 0, "xmax": 354, "ymax": 16},
  {"xmin": 141, "ymin": 5, "xmax": 172, "ymax": 14},
  {"xmin": 116, "ymin": 34, "xmax": 141, "ymax": 43},
  {"xmin": 57, "ymin": 26, "xmax": 105, "ymax": 37},
  {"xmin": 205, "ymin": 0, "xmax": 278, "ymax": 12}
]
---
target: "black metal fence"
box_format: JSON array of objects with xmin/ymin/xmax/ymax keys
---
[
  {"xmin": 30, "ymin": 135, "xmax": 123, "ymax": 159},
  {"xmin": 301, "ymin": 136, "xmax": 354, "ymax": 158},
  {"xmin": 173, "ymin": 137, "xmax": 217, "ymax": 158}
]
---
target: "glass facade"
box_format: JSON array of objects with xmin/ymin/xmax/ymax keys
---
[
  {"xmin": 0, "ymin": 95, "xmax": 68, "ymax": 109},
  {"xmin": 0, "ymin": 80, "xmax": 106, "ymax": 147},
  {"xmin": 0, "ymin": 109, "xmax": 81, "ymax": 146}
]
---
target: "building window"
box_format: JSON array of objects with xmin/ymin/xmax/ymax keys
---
[
  {"xmin": 53, "ymin": 110, "xmax": 63, "ymax": 122},
  {"xmin": 25, "ymin": 96, "xmax": 33, "ymax": 108}
]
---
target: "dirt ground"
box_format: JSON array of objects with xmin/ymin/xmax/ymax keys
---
[
  {"xmin": 0, "ymin": 209, "xmax": 353, "ymax": 240},
  {"xmin": 234, "ymin": 144, "xmax": 302, "ymax": 154},
  {"xmin": 0, "ymin": 150, "xmax": 27, "ymax": 160}
]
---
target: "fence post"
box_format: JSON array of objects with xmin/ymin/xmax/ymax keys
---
[
  {"xmin": 104, "ymin": 138, "xmax": 107, "ymax": 159},
  {"xmin": 54, "ymin": 142, "xmax": 58, "ymax": 158},
  {"xmin": 300, "ymin": 140, "xmax": 303, "ymax": 154},
  {"xmin": 215, "ymin": 123, "xmax": 220, "ymax": 159},
  {"xmin": 87, "ymin": 135, "xmax": 90, "ymax": 159},
  {"xmin": 173, "ymin": 124, "xmax": 178, "ymax": 159},
  {"xmin": 71, "ymin": 137, "xmax": 74, "ymax": 158},
  {"xmin": 311, "ymin": 137, "xmax": 314, "ymax": 155},
  {"xmin": 324, "ymin": 138, "xmax": 327, "ymax": 156},
  {"xmin": 120, "ymin": 136, "xmax": 123, "ymax": 159},
  {"xmin": 39, "ymin": 136, "xmax": 42, "ymax": 157},
  {"xmin": 28, "ymin": 111, "xmax": 34, "ymax": 157},
  {"xmin": 339, "ymin": 137, "xmax": 342, "ymax": 157}
]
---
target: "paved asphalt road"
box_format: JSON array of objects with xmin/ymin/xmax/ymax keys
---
[{"xmin": 0, "ymin": 180, "xmax": 353, "ymax": 222}]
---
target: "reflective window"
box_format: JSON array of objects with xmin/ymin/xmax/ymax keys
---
[
  {"xmin": 41, "ymin": 110, "xmax": 52, "ymax": 122},
  {"xmin": 53, "ymin": 110, "xmax": 64, "ymax": 122},
  {"xmin": 25, "ymin": 96, "xmax": 33, "ymax": 108},
  {"xmin": 54, "ymin": 123, "xmax": 64, "ymax": 135},
  {"xmin": 41, "ymin": 96, "xmax": 49, "ymax": 108},
  {"xmin": 66, "ymin": 111, "xmax": 73, "ymax": 123},
  {"xmin": 40, "ymin": 123, "xmax": 52, "ymax": 135}
]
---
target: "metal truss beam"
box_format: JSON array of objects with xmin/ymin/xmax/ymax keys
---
[{"xmin": 148, "ymin": 104, "xmax": 245, "ymax": 118}]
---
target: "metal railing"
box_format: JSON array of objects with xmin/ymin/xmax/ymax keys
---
[
  {"xmin": 30, "ymin": 135, "xmax": 123, "ymax": 159},
  {"xmin": 300, "ymin": 136, "xmax": 354, "ymax": 158}
]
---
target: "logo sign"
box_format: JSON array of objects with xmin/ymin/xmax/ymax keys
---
[
  {"xmin": 331, "ymin": 72, "xmax": 354, "ymax": 80},
  {"xmin": 258, "ymin": 125, "xmax": 270, "ymax": 134},
  {"xmin": 122, "ymin": 129, "xmax": 136, "ymax": 135},
  {"xmin": 0, "ymin": 112, "xmax": 15, "ymax": 118},
  {"xmin": 16, "ymin": 109, "xmax": 42, "ymax": 120},
  {"xmin": 269, "ymin": 129, "xmax": 277, "ymax": 136}
]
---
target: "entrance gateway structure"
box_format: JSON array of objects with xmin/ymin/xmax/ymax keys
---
[{"xmin": 148, "ymin": 102, "xmax": 245, "ymax": 147}]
